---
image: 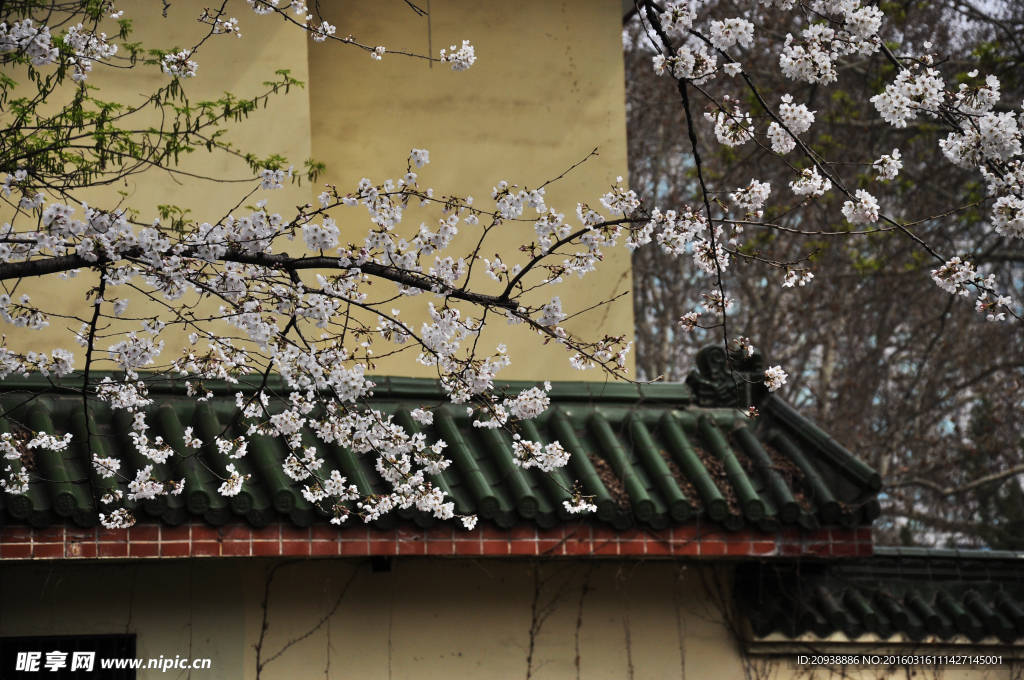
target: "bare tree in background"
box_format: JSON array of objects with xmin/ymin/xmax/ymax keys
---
[{"xmin": 625, "ymin": 0, "xmax": 1024, "ymax": 548}]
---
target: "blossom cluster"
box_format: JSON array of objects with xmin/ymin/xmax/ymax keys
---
[
  {"xmin": 0, "ymin": 19, "xmax": 58, "ymax": 66},
  {"xmin": 440, "ymin": 40, "xmax": 476, "ymax": 71},
  {"xmin": 653, "ymin": 44, "xmax": 717, "ymax": 84},
  {"xmin": 705, "ymin": 106, "xmax": 754, "ymax": 147},
  {"xmin": 659, "ymin": 2, "xmax": 693, "ymax": 37},
  {"xmin": 64, "ymin": 23, "xmax": 118, "ymax": 81},
  {"xmin": 769, "ymin": 94, "xmax": 815, "ymax": 154},
  {"xmin": 162, "ymin": 50, "xmax": 198, "ymax": 78}
]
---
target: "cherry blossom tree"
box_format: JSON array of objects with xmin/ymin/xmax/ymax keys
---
[
  {"xmin": 625, "ymin": 0, "xmax": 1024, "ymax": 545},
  {"xmin": 0, "ymin": 0, "xmax": 1021, "ymax": 533}
]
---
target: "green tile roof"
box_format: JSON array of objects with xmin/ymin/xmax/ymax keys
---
[
  {"xmin": 740, "ymin": 549, "xmax": 1024, "ymax": 643},
  {"xmin": 0, "ymin": 347, "xmax": 881, "ymax": 532}
]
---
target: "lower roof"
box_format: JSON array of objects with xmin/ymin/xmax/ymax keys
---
[{"xmin": 740, "ymin": 548, "xmax": 1024, "ymax": 646}]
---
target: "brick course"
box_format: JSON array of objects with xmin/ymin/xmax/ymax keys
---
[{"xmin": 0, "ymin": 518, "xmax": 873, "ymax": 560}]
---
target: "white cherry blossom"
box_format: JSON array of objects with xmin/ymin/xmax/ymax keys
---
[
  {"xmin": 764, "ymin": 365, "xmax": 788, "ymax": 391},
  {"xmin": 440, "ymin": 40, "xmax": 475, "ymax": 71},
  {"xmin": 709, "ymin": 18, "xmax": 754, "ymax": 50},
  {"xmin": 873, "ymin": 149, "xmax": 902, "ymax": 180},
  {"xmin": 162, "ymin": 50, "xmax": 197, "ymax": 78},
  {"xmin": 841, "ymin": 190, "xmax": 880, "ymax": 224}
]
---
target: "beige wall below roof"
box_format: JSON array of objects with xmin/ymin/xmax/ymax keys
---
[{"xmin": 2, "ymin": 559, "xmax": 736, "ymax": 679}]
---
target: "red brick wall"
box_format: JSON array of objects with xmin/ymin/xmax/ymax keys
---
[{"xmin": 0, "ymin": 519, "xmax": 874, "ymax": 560}]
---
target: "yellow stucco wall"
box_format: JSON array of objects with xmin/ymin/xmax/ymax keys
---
[
  {"xmin": 304, "ymin": 0, "xmax": 634, "ymax": 380},
  {"xmin": 4, "ymin": 0, "xmax": 634, "ymax": 381},
  {"xmin": 2, "ymin": 558, "xmax": 1018, "ymax": 680}
]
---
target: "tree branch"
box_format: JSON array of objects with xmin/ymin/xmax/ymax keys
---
[
  {"xmin": 0, "ymin": 251, "xmax": 522, "ymax": 309},
  {"xmin": 889, "ymin": 462, "xmax": 1024, "ymax": 496}
]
